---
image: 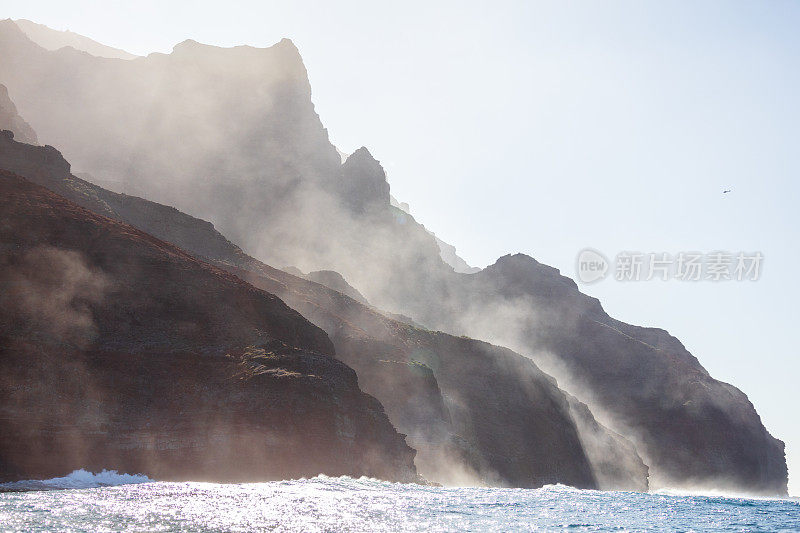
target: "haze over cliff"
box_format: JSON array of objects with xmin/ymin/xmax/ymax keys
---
[
  {"xmin": 0, "ymin": 84, "xmax": 36, "ymax": 145},
  {"xmin": 0, "ymin": 128, "xmax": 649, "ymax": 491},
  {"xmin": 0, "ymin": 165, "xmax": 418, "ymax": 483},
  {"xmin": 0, "ymin": 20, "xmax": 788, "ymax": 495}
]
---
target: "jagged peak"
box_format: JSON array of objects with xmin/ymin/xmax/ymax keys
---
[
  {"xmin": 337, "ymin": 146, "xmax": 390, "ymax": 212},
  {"xmin": 345, "ymin": 146, "xmax": 375, "ymax": 162},
  {"xmin": 493, "ymin": 252, "xmax": 543, "ymax": 268},
  {"xmin": 275, "ymin": 37, "xmax": 298, "ymax": 51},
  {"xmin": 171, "ymin": 36, "xmax": 302, "ymax": 59},
  {"xmin": 486, "ymin": 253, "xmax": 577, "ymax": 288},
  {"xmin": 171, "ymin": 38, "xmax": 204, "ymax": 53},
  {"xmin": 164, "ymin": 35, "xmax": 308, "ymax": 82},
  {"xmin": 343, "ymin": 147, "xmax": 386, "ymax": 177}
]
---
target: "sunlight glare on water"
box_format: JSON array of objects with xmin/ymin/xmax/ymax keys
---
[{"xmin": 0, "ymin": 474, "xmax": 798, "ymax": 532}]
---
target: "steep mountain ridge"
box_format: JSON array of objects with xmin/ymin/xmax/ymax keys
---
[
  {"xmin": 0, "ymin": 24, "xmax": 786, "ymax": 494},
  {"xmin": 442, "ymin": 253, "xmax": 787, "ymax": 493},
  {"xmin": 13, "ymin": 19, "xmax": 138, "ymax": 59},
  {"xmin": 0, "ymin": 19, "xmax": 342, "ymax": 247},
  {"xmin": 0, "ymin": 131, "xmax": 646, "ymax": 490},
  {"xmin": 229, "ymin": 262, "xmax": 619, "ymax": 489},
  {"xmin": 0, "ymin": 130, "xmax": 251, "ymax": 265},
  {"xmin": 0, "ymin": 168, "xmax": 418, "ymax": 483}
]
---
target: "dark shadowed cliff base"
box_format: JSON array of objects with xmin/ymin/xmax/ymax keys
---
[{"xmin": 0, "ymin": 170, "xmax": 418, "ymax": 484}]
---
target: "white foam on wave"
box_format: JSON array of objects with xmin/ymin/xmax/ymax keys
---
[
  {"xmin": 0, "ymin": 469, "xmax": 153, "ymax": 491},
  {"xmin": 651, "ymin": 486, "xmax": 791, "ymax": 501},
  {"xmin": 537, "ymin": 483, "xmax": 587, "ymax": 493}
]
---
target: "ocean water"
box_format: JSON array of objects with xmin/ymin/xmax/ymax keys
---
[{"xmin": 1, "ymin": 471, "xmax": 798, "ymax": 532}]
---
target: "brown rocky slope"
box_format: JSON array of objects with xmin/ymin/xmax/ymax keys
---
[
  {"xmin": 0, "ymin": 132, "xmax": 647, "ymax": 490},
  {"xmin": 0, "ymin": 169, "xmax": 418, "ymax": 483}
]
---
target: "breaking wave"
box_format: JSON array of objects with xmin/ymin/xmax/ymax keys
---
[{"xmin": 0, "ymin": 469, "xmax": 152, "ymax": 492}]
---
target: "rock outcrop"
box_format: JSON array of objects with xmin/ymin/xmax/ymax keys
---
[
  {"xmin": 0, "ymin": 169, "xmax": 418, "ymax": 484},
  {"xmin": 337, "ymin": 147, "xmax": 391, "ymax": 214}
]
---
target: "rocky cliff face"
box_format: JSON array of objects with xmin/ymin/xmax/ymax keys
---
[
  {"xmin": 440, "ymin": 253, "xmax": 787, "ymax": 494},
  {"xmin": 0, "ymin": 24, "xmax": 787, "ymax": 494},
  {"xmin": 0, "ymin": 19, "xmax": 341, "ymax": 254},
  {"xmin": 565, "ymin": 394, "xmax": 649, "ymax": 492},
  {"xmin": 0, "ymin": 169, "xmax": 418, "ymax": 483},
  {"xmin": 235, "ymin": 263, "xmax": 606, "ymax": 488},
  {"xmin": 0, "ymin": 132, "xmax": 645, "ymax": 490}
]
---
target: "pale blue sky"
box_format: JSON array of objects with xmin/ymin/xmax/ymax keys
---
[{"xmin": 4, "ymin": 0, "xmax": 798, "ymax": 495}]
